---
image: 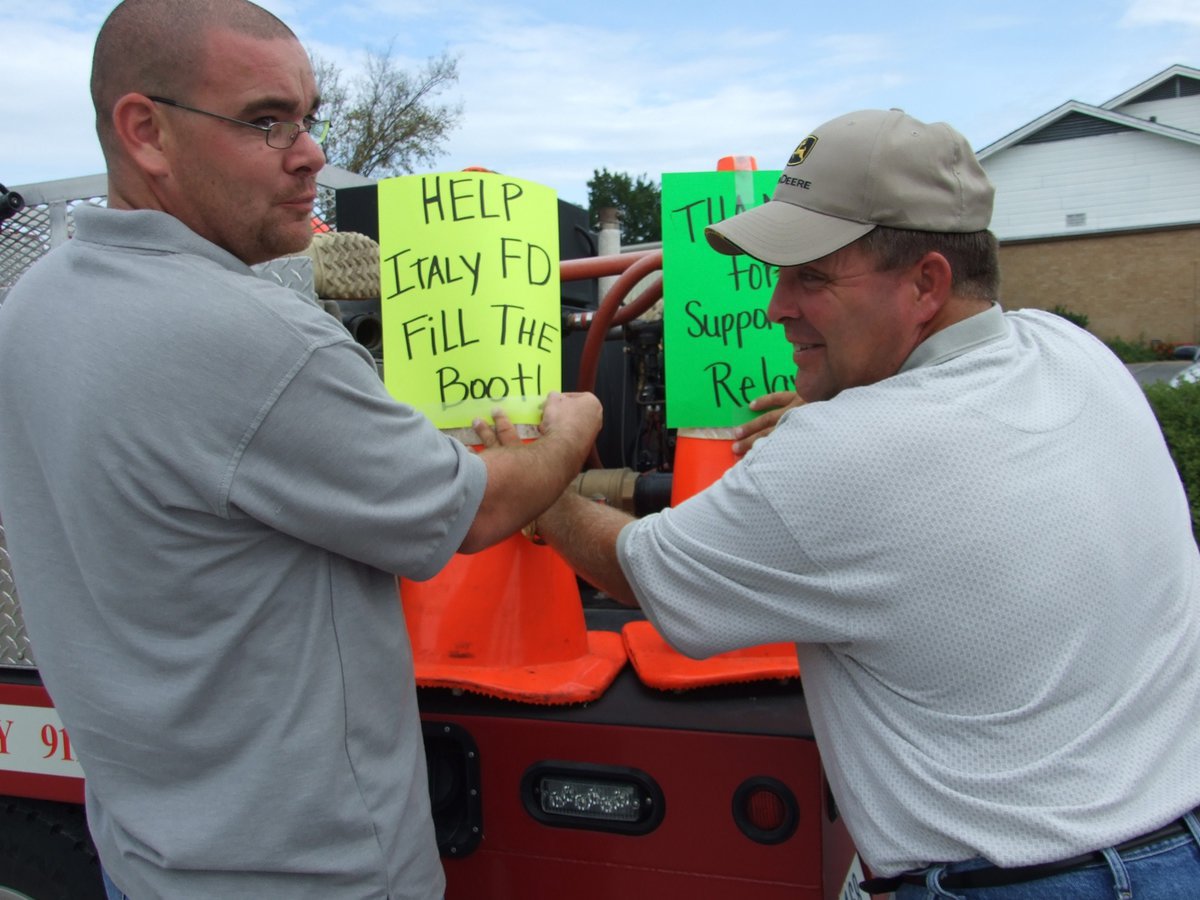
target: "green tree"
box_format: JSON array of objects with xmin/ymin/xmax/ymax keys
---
[
  {"xmin": 311, "ymin": 44, "xmax": 462, "ymax": 178},
  {"xmin": 587, "ymin": 168, "xmax": 662, "ymax": 245}
]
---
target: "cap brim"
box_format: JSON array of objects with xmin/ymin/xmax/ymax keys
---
[{"xmin": 704, "ymin": 201, "xmax": 876, "ymax": 267}]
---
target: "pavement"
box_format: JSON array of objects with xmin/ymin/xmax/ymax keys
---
[{"xmin": 1127, "ymin": 360, "xmax": 1194, "ymax": 388}]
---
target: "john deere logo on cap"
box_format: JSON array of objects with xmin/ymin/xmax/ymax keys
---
[{"xmin": 788, "ymin": 136, "xmax": 818, "ymax": 166}]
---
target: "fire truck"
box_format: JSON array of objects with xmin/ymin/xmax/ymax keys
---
[{"xmin": 0, "ymin": 170, "xmax": 872, "ymax": 900}]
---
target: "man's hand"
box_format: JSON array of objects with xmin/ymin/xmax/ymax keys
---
[
  {"xmin": 473, "ymin": 408, "xmax": 521, "ymax": 449},
  {"xmin": 731, "ymin": 390, "xmax": 803, "ymax": 456},
  {"xmin": 461, "ymin": 392, "xmax": 603, "ymax": 553},
  {"xmin": 537, "ymin": 391, "xmax": 603, "ymax": 457},
  {"xmin": 473, "ymin": 392, "xmax": 602, "ymax": 459}
]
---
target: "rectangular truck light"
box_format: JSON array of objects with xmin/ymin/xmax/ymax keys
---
[
  {"xmin": 538, "ymin": 776, "xmax": 643, "ymax": 822},
  {"xmin": 521, "ymin": 761, "xmax": 665, "ymax": 834}
]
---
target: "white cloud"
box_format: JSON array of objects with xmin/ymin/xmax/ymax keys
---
[
  {"xmin": 811, "ymin": 32, "xmax": 897, "ymax": 68},
  {"xmin": 5, "ymin": 0, "xmax": 1196, "ymax": 208},
  {"xmin": 425, "ymin": 12, "xmax": 901, "ymax": 205},
  {"xmin": 1122, "ymin": 0, "xmax": 1200, "ymax": 27},
  {"xmin": 0, "ymin": 14, "xmax": 104, "ymax": 185}
]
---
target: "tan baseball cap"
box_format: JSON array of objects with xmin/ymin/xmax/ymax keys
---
[{"xmin": 704, "ymin": 109, "xmax": 995, "ymax": 266}]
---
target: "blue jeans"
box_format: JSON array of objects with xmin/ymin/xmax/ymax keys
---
[
  {"xmin": 101, "ymin": 867, "xmax": 128, "ymax": 900},
  {"xmin": 895, "ymin": 812, "xmax": 1200, "ymax": 899}
]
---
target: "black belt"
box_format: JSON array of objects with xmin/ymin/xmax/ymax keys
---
[{"xmin": 860, "ymin": 812, "xmax": 1197, "ymax": 895}]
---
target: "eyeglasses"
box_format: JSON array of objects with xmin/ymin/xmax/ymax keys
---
[{"xmin": 147, "ymin": 96, "xmax": 331, "ymax": 149}]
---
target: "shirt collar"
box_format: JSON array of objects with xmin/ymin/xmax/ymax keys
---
[
  {"xmin": 73, "ymin": 205, "xmax": 254, "ymax": 276},
  {"xmin": 899, "ymin": 303, "xmax": 1008, "ymax": 374}
]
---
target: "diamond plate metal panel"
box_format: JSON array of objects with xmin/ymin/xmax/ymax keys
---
[
  {"xmin": 251, "ymin": 255, "xmax": 317, "ymax": 302},
  {"xmin": 0, "ymin": 517, "xmax": 35, "ymax": 667}
]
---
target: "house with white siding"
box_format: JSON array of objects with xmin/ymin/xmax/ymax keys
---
[{"xmin": 975, "ymin": 65, "xmax": 1200, "ymax": 343}]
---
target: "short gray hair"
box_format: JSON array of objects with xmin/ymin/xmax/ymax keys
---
[{"xmin": 857, "ymin": 226, "xmax": 1000, "ymax": 303}]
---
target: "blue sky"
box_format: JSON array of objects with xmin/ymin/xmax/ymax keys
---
[{"xmin": 3, "ymin": 0, "xmax": 1199, "ymax": 207}]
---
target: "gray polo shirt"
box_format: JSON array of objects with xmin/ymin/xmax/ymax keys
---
[
  {"xmin": 619, "ymin": 305, "xmax": 1200, "ymax": 875},
  {"xmin": 0, "ymin": 206, "xmax": 486, "ymax": 899}
]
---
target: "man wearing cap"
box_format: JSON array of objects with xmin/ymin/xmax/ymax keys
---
[{"xmin": 495, "ymin": 110, "xmax": 1200, "ymax": 896}]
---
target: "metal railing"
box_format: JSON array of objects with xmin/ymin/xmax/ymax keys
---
[{"xmin": 0, "ymin": 167, "xmax": 375, "ymax": 303}]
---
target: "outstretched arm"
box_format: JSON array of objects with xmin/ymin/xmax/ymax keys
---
[
  {"xmin": 536, "ymin": 490, "xmax": 639, "ymax": 607},
  {"xmin": 459, "ymin": 392, "xmax": 602, "ymax": 553},
  {"xmin": 474, "ymin": 400, "xmax": 639, "ymax": 606}
]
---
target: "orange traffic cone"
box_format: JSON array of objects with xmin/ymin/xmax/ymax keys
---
[
  {"xmin": 621, "ymin": 153, "xmax": 799, "ymax": 691},
  {"xmin": 399, "ymin": 523, "xmax": 626, "ymax": 705},
  {"xmin": 630, "ymin": 434, "xmax": 801, "ymax": 689},
  {"xmin": 715, "ymin": 155, "xmax": 758, "ymax": 172},
  {"xmin": 669, "ymin": 431, "xmax": 740, "ymax": 506},
  {"xmin": 621, "ymin": 620, "xmax": 799, "ymax": 690}
]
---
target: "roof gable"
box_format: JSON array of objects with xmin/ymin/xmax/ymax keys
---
[
  {"xmin": 977, "ymin": 99, "xmax": 1200, "ymax": 160},
  {"xmin": 1100, "ymin": 64, "xmax": 1200, "ymax": 109},
  {"xmin": 1019, "ymin": 110, "xmax": 1137, "ymax": 144},
  {"xmin": 975, "ymin": 65, "xmax": 1200, "ymax": 242}
]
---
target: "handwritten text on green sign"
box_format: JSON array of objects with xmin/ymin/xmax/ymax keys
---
[{"xmin": 662, "ymin": 171, "xmax": 794, "ymax": 428}]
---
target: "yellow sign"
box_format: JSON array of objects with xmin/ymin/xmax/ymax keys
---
[{"xmin": 378, "ymin": 172, "xmax": 561, "ymax": 428}]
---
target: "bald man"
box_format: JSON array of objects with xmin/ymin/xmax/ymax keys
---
[{"xmin": 0, "ymin": 2, "xmax": 599, "ymax": 897}]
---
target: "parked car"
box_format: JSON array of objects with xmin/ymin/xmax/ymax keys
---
[
  {"xmin": 1169, "ymin": 361, "xmax": 1200, "ymax": 387},
  {"xmin": 1173, "ymin": 344, "xmax": 1200, "ymax": 361}
]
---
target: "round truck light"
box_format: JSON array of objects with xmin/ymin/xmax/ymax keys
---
[{"xmin": 732, "ymin": 776, "xmax": 799, "ymax": 844}]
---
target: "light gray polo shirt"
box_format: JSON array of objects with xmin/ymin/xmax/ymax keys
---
[
  {"xmin": 0, "ymin": 206, "xmax": 486, "ymax": 899},
  {"xmin": 619, "ymin": 305, "xmax": 1200, "ymax": 875}
]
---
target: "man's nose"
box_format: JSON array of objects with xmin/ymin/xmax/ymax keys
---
[
  {"xmin": 286, "ymin": 131, "xmax": 326, "ymax": 173},
  {"xmin": 767, "ymin": 282, "xmax": 793, "ymax": 324}
]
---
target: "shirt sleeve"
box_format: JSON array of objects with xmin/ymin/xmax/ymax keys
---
[
  {"xmin": 616, "ymin": 440, "xmax": 883, "ymax": 659},
  {"xmin": 227, "ymin": 341, "xmax": 486, "ymax": 580}
]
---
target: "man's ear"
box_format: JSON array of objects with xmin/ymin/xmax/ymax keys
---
[
  {"xmin": 111, "ymin": 93, "xmax": 171, "ymax": 178},
  {"xmin": 909, "ymin": 251, "xmax": 954, "ymax": 324}
]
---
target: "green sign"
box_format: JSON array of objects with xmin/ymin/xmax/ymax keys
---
[
  {"xmin": 377, "ymin": 172, "xmax": 561, "ymax": 428},
  {"xmin": 662, "ymin": 170, "xmax": 794, "ymax": 428}
]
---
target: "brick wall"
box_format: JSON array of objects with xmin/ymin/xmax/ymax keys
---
[{"xmin": 998, "ymin": 225, "xmax": 1200, "ymax": 344}]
